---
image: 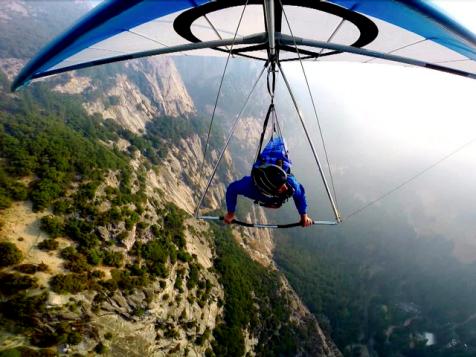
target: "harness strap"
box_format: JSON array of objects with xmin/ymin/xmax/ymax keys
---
[{"xmin": 255, "ymin": 102, "xmax": 275, "ymax": 161}]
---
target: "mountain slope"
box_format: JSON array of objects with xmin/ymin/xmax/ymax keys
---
[{"xmin": 0, "ymin": 2, "xmax": 341, "ymax": 356}]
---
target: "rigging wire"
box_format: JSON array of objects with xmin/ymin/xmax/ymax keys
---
[
  {"xmin": 199, "ymin": 0, "xmax": 250, "ymax": 178},
  {"xmin": 194, "ymin": 63, "xmax": 268, "ymax": 217},
  {"xmin": 189, "ymin": 0, "xmax": 232, "ymax": 52},
  {"xmin": 344, "ymin": 136, "xmax": 476, "ymax": 220},
  {"xmin": 315, "ymin": 4, "xmax": 358, "ymax": 60},
  {"xmin": 316, "ymin": 18, "xmax": 347, "ymax": 59},
  {"xmin": 254, "ymin": 65, "xmax": 279, "ymax": 160},
  {"xmin": 279, "ymin": 0, "xmax": 340, "ymax": 210}
]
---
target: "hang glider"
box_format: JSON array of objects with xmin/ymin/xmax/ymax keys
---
[
  {"xmin": 12, "ymin": 0, "xmax": 476, "ymax": 91},
  {"xmin": 11, "ymin": 0, "xmax": 476, "ymax": 227}
]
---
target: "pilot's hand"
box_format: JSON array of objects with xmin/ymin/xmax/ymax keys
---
[
  {"xmin": 224, "ymin": 212, "xmax": 235, "ymax": 224},
  {"xmin": 300, "ymin": 214, "xmax": 313, "ymax": 227}
]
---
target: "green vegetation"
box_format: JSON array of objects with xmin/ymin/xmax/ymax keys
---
[
  {"xmin": 0, "ymin": 347, "xmax": 57, "ymax": 357},
  {"xmin": 94, "ymin": 342, "xmax": 107, "ymax": 354},
  {"xmin": 0, "ymin": 43, "xmax": 230, "ymax": 355},
  {"xmin": 37, "ymin": 239, "xmax": 59, "ymax": 251},
  {"xmin": 0, "ymin": 272, "xmax": 38, "ymax": 296},
  {"xmin": 101, "ymin": 268, "xmax": 150, "ymax": 294},
  {"xmin": 14, "ymin": 263, "xmax": 48, "ymax": 274},
  {"xmin": 40, "ymin": 215, "xmax": 64, "ymax": 238},
  {"xmin": 102, "ymin": 250, "xmax": 124, "ymax": 268},
  {"xmin": 0, "ymin": 241, "xmax": 23, "ymax": 267},
  {"xmin": 0, "ymin": 292, "xmax": 48, "ymax": 326},
  {"xmin": 274, "ymin": 224, "xmax": 476, "ymax": 357},
  {"xmin": 49, "ymin": 273, "xmax": 91, "ymax": 294},
  {"xmin": 0, "ymin": 83, "xmax": 128, "ymax": 211},
  {"xmin": 210, "ymin": 224, "xmax": 317, "ymax": 356}
]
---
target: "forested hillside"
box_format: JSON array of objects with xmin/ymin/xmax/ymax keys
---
[
  {"xmin": 0, "ymin": 66, "xmax": 338, "ymax": 355},
  {"xmin": 274, "ymin": 214, "xmax": 476, "ymax": 356},
  {"xmin": 0, "ymin": 2, "xmax": 341, "ymax": 355}
]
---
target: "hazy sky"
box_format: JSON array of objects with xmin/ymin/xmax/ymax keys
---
[
  {"xmin": 430, "ymin": 0, "xmax": 476, "ymax": 34},
  {"xmin": 277, "ymin": 59, "xmax": 476, "ymax": 261}
]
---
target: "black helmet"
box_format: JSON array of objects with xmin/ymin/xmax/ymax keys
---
[{"xmin": 251, "ymin": 164, "xmax": 287, "ymax": 197}]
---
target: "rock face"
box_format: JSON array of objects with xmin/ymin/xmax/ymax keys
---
[
  {"xmin": 55, "ymin": 57, "xmax": 196, "ymax": 134},
  {"xmin": 0, "ymin": 58, "xmax": 24, "ymax": 81},
  {"xmin": 150, "ymin": 133, "xmax": 232, "ymax": 215},
  {"xmin": 127, "ymin": 57, "xmax": 195, "ymax": 118}
]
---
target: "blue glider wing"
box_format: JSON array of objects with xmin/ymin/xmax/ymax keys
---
[{"xmin": 12, "ymin": 0, "xmax": 476, "ymax": 91}]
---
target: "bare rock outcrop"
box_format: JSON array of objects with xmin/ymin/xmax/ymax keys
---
[{"xmin": 53, "ymin": 57, "xmax": 195, "ymax": 134}]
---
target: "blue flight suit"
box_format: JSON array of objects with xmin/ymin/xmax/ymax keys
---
[{"xmin": 226, "ymin": 175, "xmax": 308, "ymax": 215}]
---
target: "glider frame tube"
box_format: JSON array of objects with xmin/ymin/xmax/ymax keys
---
[
  {"xmin": 277, "ymin": 33, "xmax": 476, "ymax": 80},
  {"xmin": 12, "ymin": 33, "xmax": 268, "ymax": 91},
  {"xmin": 278, "ymin": 62, "xmax": 342, "ymax": 223},
  {"xmin": 198, "ymin": 215, "xmax": 337, "ymax": 228}
]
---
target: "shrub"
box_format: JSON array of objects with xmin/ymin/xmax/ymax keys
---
[
  {"xmin": 0, "ymin": 241, "xmax": 22, "ymax": 267},
  {"xmin": 195, "ymin": 327, "xmax": 211, "ymax": 346},
  {"xmin": 141, "ymin": 240, "xmax": 169, "ymax": 268},
  {"xmin": 94, "ymin": 342, "xmax": 107, "ymax": 354},
  {"xmin": 37, "ymin": 239, "xmax": 59, "ymax": 251},
  {"xmin": 0, "ymin": 348, "xmax": 21, "ymax": 357},
  {"xmin": 52, "ymin": 199, "xmax": 73, "ymax": 215},
  {"xmin": 173, "ymin": 234, "xmax": 186, "ymax": 249},
  {"xmin": 177, "ymin": 249, "xmax": 191, "ymax": 263},
  {"xmin": 30, "ymin": 329, "xmax": 66, "ymax": 348},
  {"xmin": 174, "ymin": 275, "xmax": 183, "ymax": 293},
  {"xmin": 14, "ymin": 263, "xmax": 47, "ymax": 274},
  {"xmin": 0, "ymin": 292, "xmax": 48, "ymax": 326},
  {"xmin": 64, "ymin": 254, "xmax": 91, "ymax": 273},
  {"xmin": 187, "ymin": 264, "xmax": 199, "ymax": 290},
  {"xmin": 40, "ymin": 215, "xmax": 64, "ymax": 238},
  {"xmin": 91, "ymin": 270, "xmax": 105, "ymax": 279},
  {"xmin": 0, "ymin": 272, "xmax": 38, "ymax": 296},
  {"xmin": 124, "ymin": 211, "xmax": 140, "ymax": 230},
  {"xmin": 65, "ymin": 219, "xmax": 99, "ymax": 248},
  {"xmin": 104, "ymin": 332, "xmax": 113, "ymax": 340},
  {"xmin": 128, "ymin": 263, "xmax": 147, "ymax": 277},
  {"xmin": 108, "ymin": 269, "xmax": 149, "ymax": 293},
  {"xmin": 86, "ymin": 248, "xmax": 103, "ymax": 265},
  {"xmin": 67, "ymin": 331, "xmax": 82, "ymax": 345},
  {"xmin": 60, "ymin": 246, "xmax": 77, "ymax": 260},
  {"xmin": 102, "ymin": 250, "xmax": 124, "ymax": 268},
  {"xmin": 49, "ymin": 273, "xmax": 89, "ymax": 294},
  {"xmin": 38, "ymin": 263, "xmax": 49, "ymax": 272}
]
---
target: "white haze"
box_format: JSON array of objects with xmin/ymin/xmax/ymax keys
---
[
  {"xmin": 277, "ymin": 61, "xmax": 476, "ymax": 262},
  {"xmin": 430, "ymin": 0, "xmax": 476, "ymax": 35}
]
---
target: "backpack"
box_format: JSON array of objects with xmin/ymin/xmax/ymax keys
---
[
  {"xmin": 254, "ymin": 136, "xmax": 292, "ymax": 173},
  {"xmin": 251, "ymin": 136, "xmax": 294, "ymax": 208}
]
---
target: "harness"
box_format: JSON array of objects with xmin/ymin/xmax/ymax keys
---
[
  {"xmin": 253, "ymin": 179, "xmax": 294, "ymax": 209},
  {"xmin": 251, "ymin": 65, "xmax": 296, "ymax": 209},
  {"xmin": 252, "ymin": 149, "xmax": 294, "ymax": 208}
]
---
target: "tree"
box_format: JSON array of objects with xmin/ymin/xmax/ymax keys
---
[{"xmin": 0, "ymin": 241, "xmax": 23, "ymax": 267}]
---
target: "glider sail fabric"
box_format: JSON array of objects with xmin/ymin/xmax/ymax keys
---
[{"xmin": 12, "ymin": 0, "xmax": 476, "ymax": 91}]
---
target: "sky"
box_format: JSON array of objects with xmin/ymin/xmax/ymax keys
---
[
  {"xmin": 430, "ymin": 0, "xmax": 476, "ymax": 34},
  {"xmin": 278, "ymin": 56, "xmax": 476, "ymax": 262}
]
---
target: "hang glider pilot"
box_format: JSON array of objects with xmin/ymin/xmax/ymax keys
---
[{"xmin": 224, "ymin": 136, "xmax": 313, "ymax": 227}]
